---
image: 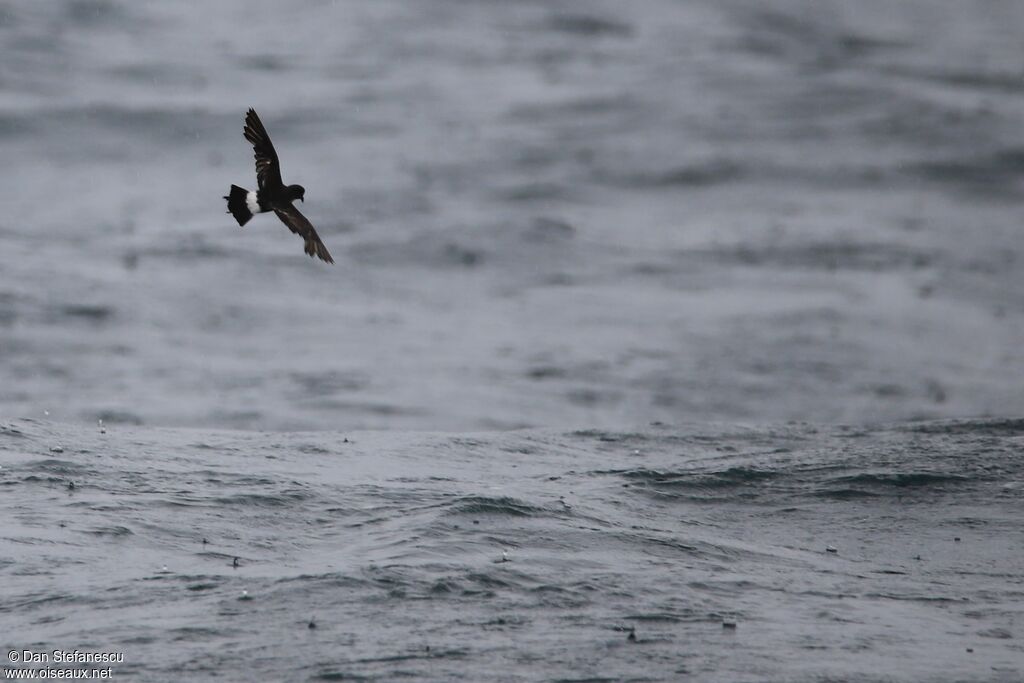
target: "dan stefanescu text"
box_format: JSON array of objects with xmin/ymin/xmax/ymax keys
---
[{"xmin": 13, "ymin": 650, "xmax": 123, "ymax": 664}]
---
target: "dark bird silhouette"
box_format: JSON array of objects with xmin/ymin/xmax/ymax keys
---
[{"xmin": 225, "ymin": 108, "xmax": 334, "ymax": 264}]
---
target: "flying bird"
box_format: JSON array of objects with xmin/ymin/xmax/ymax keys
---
[{"xmin": 224, "ymin": 108, "xmax": 334, "ymax": 264}]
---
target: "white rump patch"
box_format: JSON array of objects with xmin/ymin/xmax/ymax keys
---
[{"xmin": 246, "ymin": 191, "xmax": 261, "ymax": 215}]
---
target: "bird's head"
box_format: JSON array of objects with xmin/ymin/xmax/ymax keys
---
[{"xmin": 287, "ymin": 184, "xmax": 306, "ymax": 202}]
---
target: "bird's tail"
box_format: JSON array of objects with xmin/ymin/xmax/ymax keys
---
[{"xmin": 224, "ymin": 184, "xmax": 254, "ymax": 226}]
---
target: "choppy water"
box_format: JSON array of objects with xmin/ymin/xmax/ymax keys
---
[
  {"xmin": 2, "ymin": 418, "xmax": 1022, "ymax": 681},
  {"xmin": 2, "ymin": 0, "xmax": 1023, "ymax": 680}
]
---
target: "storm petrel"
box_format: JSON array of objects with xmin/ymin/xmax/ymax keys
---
[{"xmin": 224, "ymin": 108, "xmax": 334, "ymax": 264}]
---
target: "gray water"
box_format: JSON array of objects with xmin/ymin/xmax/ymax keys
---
[
  {"xmin": 1, "ymin": 0, "xmax": 1023, "ymax": 680},
  {"xmin": 3, "ymin": 418, "xmax": 1023, "ymax": 681}
]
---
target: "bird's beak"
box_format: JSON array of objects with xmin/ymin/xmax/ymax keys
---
[{"xmin": 300, "ymin": 197, "xmax": 304, "ymax": 202}]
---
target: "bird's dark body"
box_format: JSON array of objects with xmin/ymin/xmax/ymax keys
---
[
  {"xmin": 225, "ymin": 183, "xmax": 303, "ymax": 225},
  {"xmin": 224, "ymin": 108, "xmax": 333, "ymax": 263}
]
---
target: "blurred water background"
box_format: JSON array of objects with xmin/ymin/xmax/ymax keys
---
[
  {"xmin": 2, "ymin": 0, "xmax": 1023, "ymax": 430},
  {"xmin": 1, "ymin": 1, "xmax": 1023, "ymax": 681}
]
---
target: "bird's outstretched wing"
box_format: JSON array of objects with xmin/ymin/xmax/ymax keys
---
[
  {"xmin": 273, "ymin": 204, "xmax": 334, "ymax": 264},
  {"xmin": 243, "ymin": 108, "xmax": 283, "ymax": 191}
]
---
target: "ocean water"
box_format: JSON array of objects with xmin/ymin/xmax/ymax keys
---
[
  {"xmin": 1, "ymin": 0, "xmax": 1023, "ymax": 680},
  {"xmin": 2, "ymin": 418, "xmax": 1022, "ymax": 681}
]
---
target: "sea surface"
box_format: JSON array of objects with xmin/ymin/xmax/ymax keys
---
[
  {"xmin": 1, "ymin": 0, "xmax": 1022, "ymax": 681},
  {"xmin": 2, "ymin": 418, "xmax": 1023, "ymax": 681}
]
